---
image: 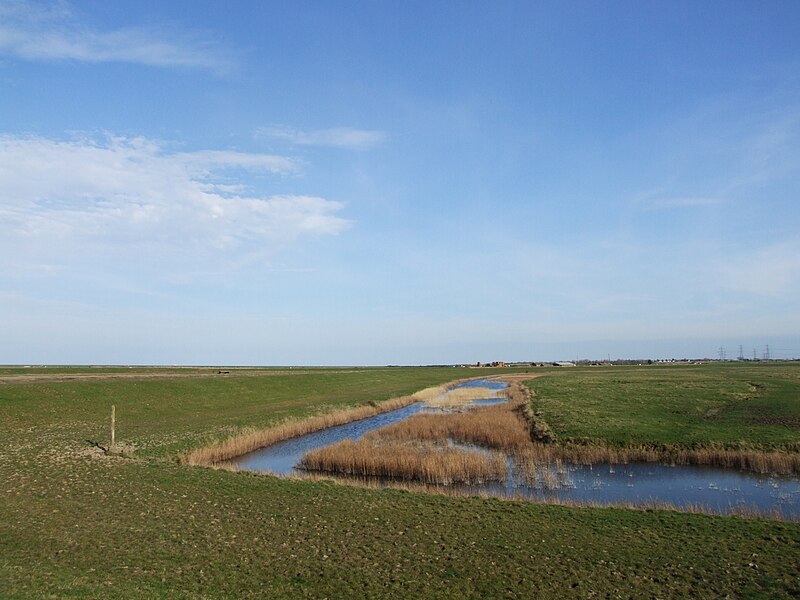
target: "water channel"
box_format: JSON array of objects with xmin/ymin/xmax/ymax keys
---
[{"xmin": 227, "ymin": 379, "xmax": 800, "ymax": 519}]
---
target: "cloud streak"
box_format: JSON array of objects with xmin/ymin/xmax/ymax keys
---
[
  {"xmin": 259, "ymin": 125, "xmax": 387, "ymax": 149},
  {"xmin": 0, "ymin": 0, "xmax": 232, "ymax": 72},
  {"xmin": 0, "ymin": 134, "xmax": 350, "ymax": 269}
]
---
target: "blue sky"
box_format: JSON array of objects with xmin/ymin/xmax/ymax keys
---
[{"xmin": 1, "ymin": 0, "xmax": 799, "ymax": 365}]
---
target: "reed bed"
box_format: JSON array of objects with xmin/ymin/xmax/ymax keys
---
[
  {"xmin": 512, "ymin": 442, "xmax": 800, "ymax": 475},
  {"xmin": 406, "ymin": 384, "xmax": 450, "ymax": 403},
  {"xmin": 512, "ymin": 458, "xmax": 574, "ymax": 490},
  {"xmin": 299, "ymin": 439, "xmax": 508, "ymax": 485},
  {"xmin": 298, "ymin": 384, "xmax": 533, "ymax": 485},
  {"xmin": 424, "ymin": 386, "xmax": 502, "ymax": 407},
  {"xmin": 182, "ymin": 394, "xmax": 419, "ymax": 466},
  {"xmin": 366, "ymin": 401, "xmax": 531, "ymax": 453}
]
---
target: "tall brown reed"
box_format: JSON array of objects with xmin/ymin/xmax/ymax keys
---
[
  {"xmin": 512, "ymin": 442, "xmax": 800, "ymax": 475},
  {"xmin": 299, "ymin": 439, "xmax": 507, "ymax": 485},
  {"xmin": 424, "ymin": 386, "xmax": 502, "ymax": 407},
  {"xmin": 366, "ymin": 401, "xmax": 531, "ymax": 453}
]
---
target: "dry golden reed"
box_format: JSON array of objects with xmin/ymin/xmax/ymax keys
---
[
  {"xmin": 299, "ymin": 439, "xmax": 508, "ymax": 485},
  {"xmin": 424, "ymin": 386, "xmax": 502, "ymax": 407},
  {"xmin": 366, "ymin": 401, "xmax": 531, "ymax": 453},
  {"xmin": 297, "ymin": 382, "xmax": 528, "ymax": 485},
  {"xmin": 519, "ymin": 444, "xmax": 800, "ymax": 475}
]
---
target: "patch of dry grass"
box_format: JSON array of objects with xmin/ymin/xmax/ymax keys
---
[
  {"xmin": 367, "ymin": 400, "xmax": 530, "ymax": 453},
  {"xmin": 424, "ymin": 386, "xmax": 502, "ymax": 407}
]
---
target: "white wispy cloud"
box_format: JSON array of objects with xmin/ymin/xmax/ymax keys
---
[
  {"xmin": 0, "ymin": 134, "xmax": 350, "ymax": 269},
  {"xmin": 0, "ymin": 0, "xmax": 232, "ymax": 72},
  {"xmin": 258, "ymin": 125, "xmax": 387, "ymax": 149}
]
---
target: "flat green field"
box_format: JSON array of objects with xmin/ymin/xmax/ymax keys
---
[
  {"xmin": 2, "ymin": 364, "xmax": 799, "ymax": 598},
  {"xmin": 527, "ymin": 362, "xmax": 800, "ymax": 450}
]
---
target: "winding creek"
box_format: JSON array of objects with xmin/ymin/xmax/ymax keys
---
[{"xmin": 227, "ymin": 379, "xmax": 800, "ymax": 519}]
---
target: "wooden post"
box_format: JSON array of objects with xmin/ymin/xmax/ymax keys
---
[{"xmin": 111, "ymin": 405, "xmax": 116, "ymax": 448}]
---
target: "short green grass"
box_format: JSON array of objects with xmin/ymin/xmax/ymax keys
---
[
  {"xmin": 2, "ymin": 364, "xmax": 798, "ymax": 598},
  {"xmin": 528, "ymin": 362, "xmax": 800, "ymax": 450},
  {"xmin": 0, "ymin": 366, "xmax": 497, "ymax": 457}
]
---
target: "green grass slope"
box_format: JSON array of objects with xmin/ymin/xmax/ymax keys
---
[{"xmin": 527, "ymin": 363, "xmax": 800, "ymax": 450}]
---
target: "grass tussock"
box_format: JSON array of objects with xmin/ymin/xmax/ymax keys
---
[
  {"xmin": 182, "ymin": 394, "xmax": 418, "ymax": 466},
  {"xmin": 299, "ymin": 439, "xmax": 507, "ymax": 485}
]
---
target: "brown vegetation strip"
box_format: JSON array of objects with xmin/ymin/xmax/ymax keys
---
[
  {"xmin": 517, "ymin": 443, "xmax": 800, "ymax": 475},
  {"xmin": 299, "ymin": 440, "xmax": 507, "ymax": 485},
  {"xmin": 297, "ymin": 382, "xmax": 531, "ymax": 484},
  {"xmin": 752, "ymin": 416, "xmax": 800, "ymax": 429},
  {"xmin": 365, "ymin": 400, "xmax": 531, "ymax": 453}
]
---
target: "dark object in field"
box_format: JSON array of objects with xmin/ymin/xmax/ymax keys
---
[{"xmin": 86, "ymin": 439, "xmax": 109, "ymax": 453}]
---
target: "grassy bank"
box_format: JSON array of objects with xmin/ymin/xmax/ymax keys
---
[
  {"xmin": 527, "ymin": 362, "xmax": 800, "ymax": 451},
  {"xmin": 522, "ymin": 363, "xmax": 800, "ymax": 474},
  {"xmin": 1, "ymin": 366, "xmax": 493, "ymax": 458},
  {"xmin": 2, "ymin": 364, "xmax": 799, "ymax": 598}
]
